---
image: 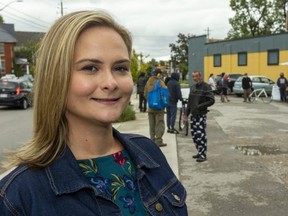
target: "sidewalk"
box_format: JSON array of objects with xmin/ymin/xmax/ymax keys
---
[{"xmin": 113, "ymin": 93, "xmax": 179, "ymax": 178}]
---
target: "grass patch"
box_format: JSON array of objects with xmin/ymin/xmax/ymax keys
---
[{"xmin": 117, "ymin": 105, "xmax": 136, "ymax": 122}]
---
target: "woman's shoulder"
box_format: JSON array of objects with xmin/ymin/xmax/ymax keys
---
[{"xmin": 0, "ymin": 165, "xmax": 46, "ymax": 195}]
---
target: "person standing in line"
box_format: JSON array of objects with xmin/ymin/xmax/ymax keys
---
[
  {"xmin": 167, "ymin": 72, "xmax": 182, "ymax": 134},
  {"xmin": 136, "ymin": 71, "xmax": 147, "ymax": 112},
  {"xmin": 208, "ymin": 73, "xmax": 216, "ymax": 92},
  {"xmin": 277, "ymin": 72, "xmax": 288, "ymax": 102},
  {"xmin": 221, "ymin": 73, "xmax": 230, "ymax": 102},
  {"xmin": 242, "ymin": 73, "xmax": 253, "ymax": 102},
  {"xmin": 144, "ymin": 69, "xmax": 167, "ymax": 147},
  {"xmin": 184, "ymin": 71, "xmax": 215, "ymax": 162},
  {"xmin": 0, "ymin": 10, "xmax": 187, "ymax": 215}
]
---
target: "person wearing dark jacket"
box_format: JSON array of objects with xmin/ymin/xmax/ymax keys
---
[
  {"xmin": 184, "ymin": 71, "xmax": 215, "ymax": 162},
  {"xmin": 277, "ymin": 72, "xmax": 288, "ymax": 102},
  {"xmin": 242, "ymin": 73, "xmax": 253, "ymax": 102},
  {"xmin": 167, "ymin": 72, "xmax": 183, "ymax": 133},
  {"xmin": 136, "ymin": 72, "xmax": 147, "ymax": 112}
]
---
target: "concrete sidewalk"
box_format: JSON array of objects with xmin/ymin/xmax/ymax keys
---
[{"xmin": 113, "ymin": 93, "xmax": 179, "ymax": 178}]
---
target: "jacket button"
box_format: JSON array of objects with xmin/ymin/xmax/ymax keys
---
[
  {"xmin": 172, "ymin": 193, "xmax": 180, "ymax": 201},
  {"xmin": 155, "ymin": 203, "xmax": 163, "ymax": 212}
]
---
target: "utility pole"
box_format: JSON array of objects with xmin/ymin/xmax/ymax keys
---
[
  {"xmin": 204, "ymin": 27, "xmax": 212, "ymax": 40},
  {"xmin": 285, "ymin": 0, "xmax": 288, "ymax": 32},
  {"xmin": 60, "ymin": 0, "xmax": 63, "ymax": 16}
]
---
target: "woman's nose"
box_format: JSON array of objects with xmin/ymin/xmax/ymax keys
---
[{"xmin": 100, "ymin": 71, "xmax": 118, "ymax": 90}]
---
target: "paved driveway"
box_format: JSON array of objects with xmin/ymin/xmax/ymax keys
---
[{"xmin": 177, "ymin": 95, "xmax": 288, "ymax": 216}]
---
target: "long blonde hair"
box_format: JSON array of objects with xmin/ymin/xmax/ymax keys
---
[{"xmin": 3, "ymin": 10, "xmax": 132, "ymax": 169}]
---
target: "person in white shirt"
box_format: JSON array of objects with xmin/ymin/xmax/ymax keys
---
[{"xmin": 208, "ymin": 73, "xmax": 216, "ymax": 91}]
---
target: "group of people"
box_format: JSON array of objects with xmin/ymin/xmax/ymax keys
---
[
  {"xmin": 137, "ymin": 69, "xmax": 183, "ymax": 147},
  {"xmin": 137, "ymin": 68, "xmax": 215, "ymax": 164},
  {"xmin": 208, "ymin": 72, "xmax": 288, "ymax": 103},
  {"xmin": 208, "ymin": 72, "xmax": 230, "ymax": 102}
]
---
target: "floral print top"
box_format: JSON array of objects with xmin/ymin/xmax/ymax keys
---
[{"xmin": 78, "ymin": 150, "xmax": 150, "ymax": 216}]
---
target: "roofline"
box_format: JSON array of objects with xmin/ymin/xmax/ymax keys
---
[{"xmin": 207, "ymin": 32, "xmax": 288, "ymax": 45}]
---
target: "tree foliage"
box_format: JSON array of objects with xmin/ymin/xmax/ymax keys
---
[
  {"xmin": 169, "ymin": 33, "xmax": 194, "ymax": 80},
  {"xmin": 228, "ymin": 0, "xmax": 287, "ymax": 39},
  {"xmin": 130, "ymin": 50, "xmax": 151, "ymax": 82},
  {"xmin": 15, "ymin": 42, "xmax": 39, "ymax": 76},
  {"xmin": 0, "ymin": 15, "xmax": 3, "ymax": 23}
]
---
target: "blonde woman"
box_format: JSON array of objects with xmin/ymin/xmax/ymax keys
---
[{"xmin": 0, "ymin": 11, "xmax": 187, "ymax": 215}]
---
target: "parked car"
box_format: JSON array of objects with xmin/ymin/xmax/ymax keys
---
[
  {"xmin": 0, "ymin": 78, "xmax": 33, "ymax": 109},
  {"xmin": 227, "ymin": 73, "xmax": 242, "ymax": 92},
  {"xmin": 0, "ymin": 74, "xmax": 17, "ymax": 80},
  {"xmin": 20, "ymin": 74, "xmax": 34, "ymax": 83},
  {"xmin": 233, "ymin": 75, "xmax": 275, "ymax": 96}
]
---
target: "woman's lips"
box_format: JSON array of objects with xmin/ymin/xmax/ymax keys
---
[{"xmin": 92, "ymin": 97, "xmax": 120, "ymax": 104}]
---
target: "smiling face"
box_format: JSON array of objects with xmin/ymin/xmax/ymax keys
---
[{"xmin": 66, "ymin": 26, "xmax": 133, "ymax": 126}]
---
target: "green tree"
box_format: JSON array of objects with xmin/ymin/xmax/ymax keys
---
[
  {"xmin": 0, "ymin": 15, "xmax": 4, "ymax": 23},
  {"xmin": 228, "ymin": 0, "xmax": 287, "ymax": 39},
  {"xmin": 169, "ymin": 33, "xmax": 194, "ymax": 80},
  {"xmin": 15, "ymin": 42, "xmax": 39, "ymax": 76}
]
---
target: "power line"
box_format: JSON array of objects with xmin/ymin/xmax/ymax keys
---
[
  {"xmin": 2, "ymin": 11, "xmax": 48, "ymax": 31},
  {"xmin": 8, "ymin": 5, "xmax": 52, "ymax": 26}
]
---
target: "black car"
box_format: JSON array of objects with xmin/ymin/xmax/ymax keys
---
[{"xmin": 0, "ymin": 78, "xmax": 33, "ymax": 109}]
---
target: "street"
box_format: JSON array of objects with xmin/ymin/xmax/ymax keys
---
[{"xmin": 0, "ymin": 106, "xmax": 33, "ymax": 173}]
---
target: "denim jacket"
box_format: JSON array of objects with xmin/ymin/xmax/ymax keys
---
[{"xmin": 0, "ymin": 129, "xmax": 187, "ymax": 215}]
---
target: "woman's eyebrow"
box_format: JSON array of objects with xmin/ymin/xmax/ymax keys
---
[
  {"xmin": 74, "ymin": 58, "xmax": 103, "ymax": 65},
  {"xmin": 74, "ymin": 58, "xmax": 130, "ymax": 65}
]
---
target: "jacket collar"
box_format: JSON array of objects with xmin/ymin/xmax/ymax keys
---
[{"xmin": 46, "ymin": 128, "xmax": 159, "ymax": 195}]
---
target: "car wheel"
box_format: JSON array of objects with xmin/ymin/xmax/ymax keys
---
[{"xmin": 21, "ymin": 99, "xmax": 28, "ymax": 110}]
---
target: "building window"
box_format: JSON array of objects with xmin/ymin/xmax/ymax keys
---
[
  {"xmin": 0, "ymin": 43, "xmax": 4, "ymax": 55},
  {"xmin": 213, "ymin": 54, "xmax": 221, "ymax": 67},
  {"xmin": 0, "ymin": 59, "xmax": 5, "ymax": 74},
  {"xmin": 267, "ymin": 49, "xmax": 279, "ymax": 65},
  {"xmin": 238, "ymin": 52, "xmax": 247, "ymax": 66}
]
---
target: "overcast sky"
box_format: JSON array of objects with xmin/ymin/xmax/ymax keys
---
[{"xmin": 1, "ymin": 0, "xmax": 234, "ymax": 60}]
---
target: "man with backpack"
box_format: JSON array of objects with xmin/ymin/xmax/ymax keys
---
[{"xmin": 144, "ymin": 69, "xmax": 167, "ymax": 147}]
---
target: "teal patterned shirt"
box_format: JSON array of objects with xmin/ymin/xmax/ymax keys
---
[{"xmin": 78, "ymin": 150, "xmax": 150, "ymax": 215}]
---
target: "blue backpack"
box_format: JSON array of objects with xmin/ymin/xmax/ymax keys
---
[{"xmin": 147, "ymin": 79, "xmax": 169, "ymax": 110}]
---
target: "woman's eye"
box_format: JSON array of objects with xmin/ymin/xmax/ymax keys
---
[
  {"xmin": 115, "ymin": 66, "xmax": 129, "ymax": 73},
  {"xmin": 82, "ymin": 65, "xmax": 98, "ymax": 72}
]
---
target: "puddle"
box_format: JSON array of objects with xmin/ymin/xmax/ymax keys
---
[{"xmin": 235, "ymin": 145, "xmax": 288, "ymax": 156}]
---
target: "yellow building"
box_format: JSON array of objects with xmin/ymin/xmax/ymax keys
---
[{"xmin": 188, "ymin": 33, "xmax": 288, "ymax": 83}]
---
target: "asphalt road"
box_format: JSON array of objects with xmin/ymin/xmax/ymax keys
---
[
  {"xmin": 178, "ymin": 95, "xmax": 288, "ymax": 216},
  {"xmin": 0, "ymin": 106, "xmax": 33, "ymax": 173}
]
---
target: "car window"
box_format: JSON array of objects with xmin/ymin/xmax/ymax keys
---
[
  {"xmin": 229, "ymin": 74, "xmax": 242, "ymax": 79},
  {"xmin": 260, "ymin": 77, "xmax": 270, "ymax": 84},
  {"xmin": 236, "ymin": 77, "xmax": 243, "ymax": 82},
  {"xmin": 0, "ymin": 81, "xmax": 17, "ymax": 89},
  {"xmin": 268, "ymin": 78, "xmax": 275, "ymax": 84},
  {"xmin": 252, "ymin": 77, "xmax": 261, "ymax": 83},
  {"xmin": 20, "ymin": 82, "xmax": 28, "ymax": 89}
]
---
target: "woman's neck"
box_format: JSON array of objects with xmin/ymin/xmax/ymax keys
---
[{"xmin": 67, "ymin": 122, "xmax": 123, "ymax": 160}]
